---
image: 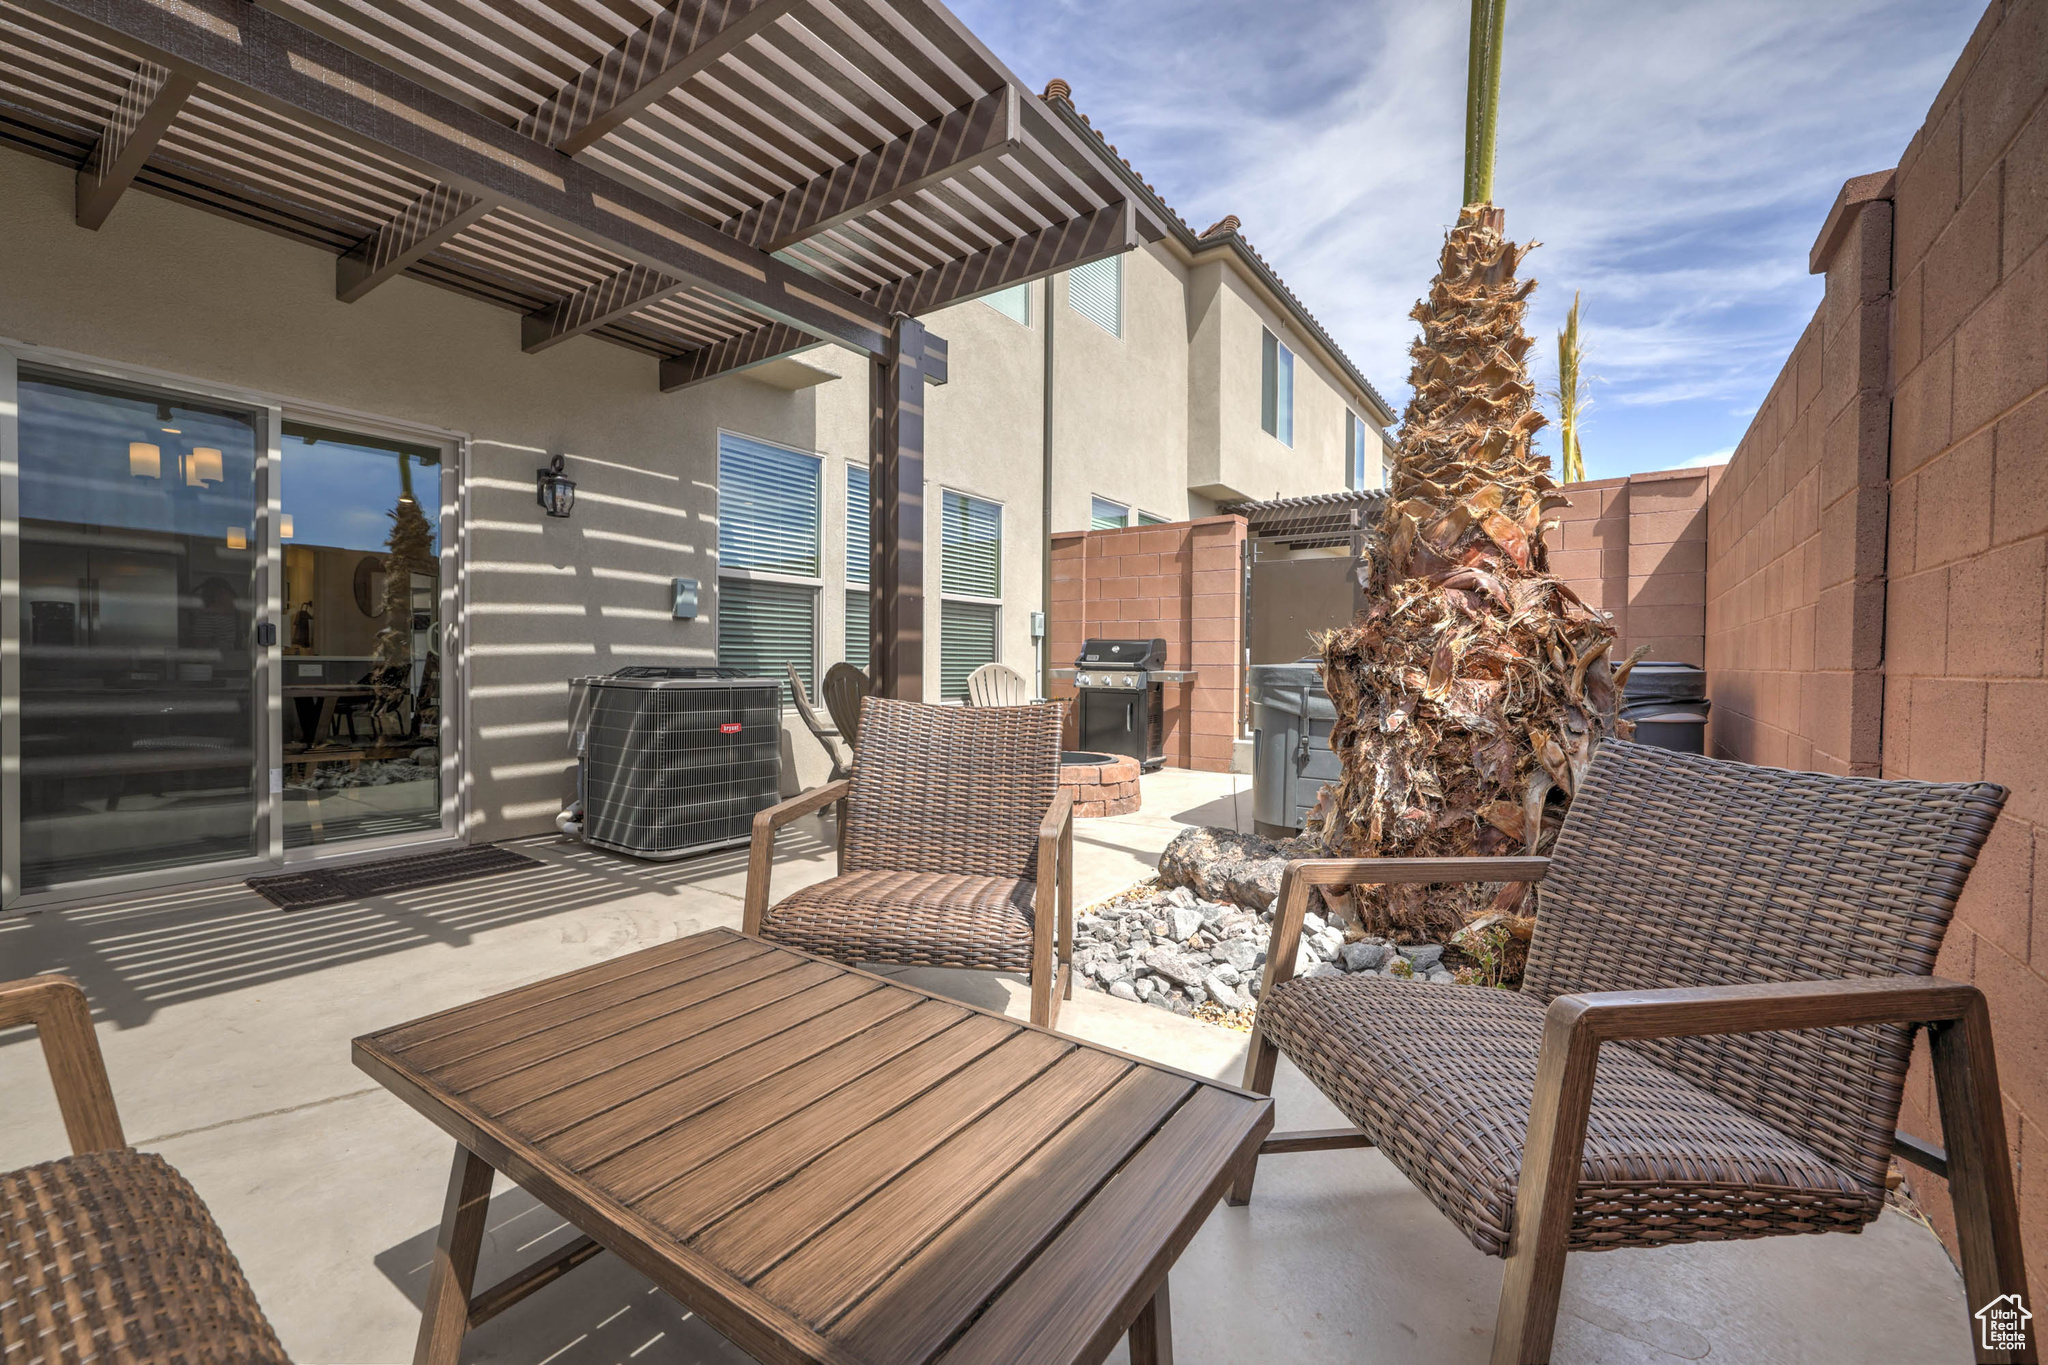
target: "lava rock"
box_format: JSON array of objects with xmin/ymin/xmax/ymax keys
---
[{"xmin": 1398, "ymin": 944, "xmax": 1445, "ymax": 973}]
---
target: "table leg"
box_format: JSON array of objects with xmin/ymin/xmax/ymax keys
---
[
  {"xmin": 1128, "ymin": 1277, "xmax": 1172, "ymax": 1365},
  {"xmin": 415, "ymin": 1143, "xmax": 494, "ymax": 1365}
]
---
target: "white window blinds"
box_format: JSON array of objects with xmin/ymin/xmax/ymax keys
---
[
  {"xmin": 940, "ymin": 601, "xmax": 999, "ymax": 701},
  {"xmin": 942, "ymin": 490, "xmax": 1001, "ymax": 598},
  {"xmin": 718, "ymin": 433, "xmax": 820, "ymax": 575},
  {"xmin": 843, "ymin": 589, "xmax": 868, "ymax": 674},
  {"xmin": 1090, "ymin": 496, "xmax": 1128, "ymax": 530},
  {"xmin": 1067, "ymin": 255, "xmax": 1121, "ymax": 336},
  {"xmin": 718, "ymin": 578, "xmax": 816, "ymax": 699},
  {"xmin": 845, "ymin": 463, "xmax": 869, "ymax": 586}
]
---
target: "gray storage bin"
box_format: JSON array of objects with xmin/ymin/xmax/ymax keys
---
[{"xmin": 1249, "ymin": 661, "xmax": 1338, "ymax": 839}]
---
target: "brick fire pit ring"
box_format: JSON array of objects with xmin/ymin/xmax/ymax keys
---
[{"xmin": 1060, "ymin": 750, "xmax": 1141, "ymax": 818}]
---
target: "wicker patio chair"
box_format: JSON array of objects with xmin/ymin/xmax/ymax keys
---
[
  {"xmin": 1, "ymin": 974, "xmax": 291, "ymax": 1364},
  {"xmin": 1234, "ymin": 741, "xmax": 2029, "ymax": 1365},
  {"xmin": 742, "ymin": 697, "xmax": 1075, "ymax": 1028},
  {"xmin": 965, "ymin": 661, "xmax": 1032, "ymax": 706},
  {"xmin": 786, "ymin": 662, "xmax": 851, "ymax": 781},
  {"xmin": 821, "ymin": 662, "xmax": 872, "ymax": 749}
]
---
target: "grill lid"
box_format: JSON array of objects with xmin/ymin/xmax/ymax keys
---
[{"xmin": 1077, "ymin": 638, "xmax": 1168, "ymax": 669}]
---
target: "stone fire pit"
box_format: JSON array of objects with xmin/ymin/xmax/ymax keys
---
[{"xmin": 1060, "ymin": 750, "xmax": 1140, "ymax": 817}]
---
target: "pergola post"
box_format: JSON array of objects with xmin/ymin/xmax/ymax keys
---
[{"xmin": 868, "ymin": 316, "xmax": 940, "ymax": 700}]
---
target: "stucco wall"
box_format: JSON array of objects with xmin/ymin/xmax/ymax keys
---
[
  {"xmin": 0, "ymin": 145, "xmax": 811, "ymax": 842},
  {"xmin": 1049, "ymin": 243, "xmax": 1194, "ymax": 530}
]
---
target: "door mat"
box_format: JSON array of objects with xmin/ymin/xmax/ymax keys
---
[{"xmin": 248, "ymin": 844, "xmax": 542, "ymax": 910}]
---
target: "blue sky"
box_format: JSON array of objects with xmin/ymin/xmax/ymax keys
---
[{"xmin": 955, "ymin": 0, "xmax": 1986, "ymax": 480}]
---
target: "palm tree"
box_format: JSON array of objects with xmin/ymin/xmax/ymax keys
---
[
  {"xmin": 1552, "ymin": 292, "xmax": 1589, "ymax": 483},
  {"xmin": 1315, "ymin": 0, "xmax": 1628, "ymax": 956}
]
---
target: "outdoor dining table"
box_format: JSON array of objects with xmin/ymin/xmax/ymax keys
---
[{"xmin": 354, "ymin": 927, "xmax": 1272, "ymax": 1365}]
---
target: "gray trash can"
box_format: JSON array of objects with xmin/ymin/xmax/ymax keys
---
[
  {"xmin": 1249, "ymin": 660, "xmax": 1339, "ymax": 839},
  {"xmin": 1621, "ymin": 661, "xmax": 1710, "ymax": 755}
]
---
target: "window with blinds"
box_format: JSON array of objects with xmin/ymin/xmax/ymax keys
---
[
  {"xmin": 940, "ymin": 601, "xmax": 1000, "ymax": 701},
  {"xmin": 1067, "ymin": 255, "xmax": 1121, "ymax": 336},
  {"xmin": 718, "ymin": 432, "xmax": 821, "ymax": 701},
  {"xmin": 719, "ymin": 433, "xmax": 820, "ymax": 575},
  {"xmin": 1090, "ymin": 496, "xmax": 1128, "ymax": 530},
  {"xmin": 1136, "ymin": 510, "xmax": 1168, "ymax": 526},
  {"xmin": 844, "ymin": 590, "xmax": 869, "ymax": 674},
  {"xmin": 718, "ymin": 578, "xmax": 816, "ymax": 699},
  {"xmin": 982, "ymin": 283, "xmax": 1029, "ymax": 324},
  {"xmin": 1261, "ymin": 328, "xmax": 1294, "ymax": 446},
  {"xmin": 941, "ymin": 490, "xmax": 1001, "ymax": 598},
  {"xmin": 845, "ymin": 463, "xmax": 869, "ymax": 586}
]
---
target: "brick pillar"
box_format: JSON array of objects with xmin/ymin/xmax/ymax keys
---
[{"xmin": 1810, "ymin": 171, "xmax": 1894, "ymax": 776}]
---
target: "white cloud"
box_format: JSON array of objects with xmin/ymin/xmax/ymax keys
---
[
  {"xmin": 1681, "ymin": 448, "xmax": 1735, "ymax": 468},
  {"xmin": 954, "ymin": 0, "xmax": 1982, "ymax": 472}
]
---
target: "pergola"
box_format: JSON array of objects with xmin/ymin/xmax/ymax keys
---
[{"xmin": 0, "ymin": 0, "xmax": 1157, "ymax": 698}]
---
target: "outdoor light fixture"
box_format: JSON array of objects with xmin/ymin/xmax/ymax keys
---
[
  {"xmin": 280, "ymin": 513, "xmax": 295, "ymax": 539},
  {"xmin": 536, "ymin": 453, "xmax": 576, "ymax": 518},
  {"xmin": 226, "ymin": 527, "xmax": 247, "ymax": 550},
  {"xmin": 129, "ymin": 442, "xmax": 161, "ymax": 478}
]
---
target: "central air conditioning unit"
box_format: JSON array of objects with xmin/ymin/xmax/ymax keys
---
[{"xmin": 566, "ymin": 666, "xmax": 782, "ymax": 859}]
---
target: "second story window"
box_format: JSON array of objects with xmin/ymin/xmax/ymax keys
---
[
  {"xmin": 1090, "ymin": 496, "xmax": 1129, "ymax": 530},
  {"xmin": 1346, "ymin": 411, "xmax": 1380, "ymax": 489},
  {"xmin": 1068, "ymin": 255, "xmax": 1122, "ymax": 337},
  {"xmin": 1261, "ymin": 328, "xmax": 1294, "ymax": 446}
]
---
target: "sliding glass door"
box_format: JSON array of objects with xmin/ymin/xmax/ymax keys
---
[
  {"xmin": 12, "ymin": 367, "xmax": 264, "ymax": 890},
  {"xmin": 1, "ymin": 352, "xmax": 462, "ymax": 906},
  {"xmin": 277, "ymin": 421, "xmax": 445, "ymax": 847}
]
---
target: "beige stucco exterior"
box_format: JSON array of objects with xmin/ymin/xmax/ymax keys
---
[{"xmin": 0, "ymin": 142, "xmax": 1388, "ymax": 874}]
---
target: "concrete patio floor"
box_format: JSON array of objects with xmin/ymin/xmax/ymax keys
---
[{"xmin": 0, "ymin": 767, "xmax": 1975, "ymax": 1364}]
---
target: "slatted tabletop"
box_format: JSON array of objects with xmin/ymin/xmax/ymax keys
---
[{"xmin": 354, "ymin": 927, "xmax": 1272, "ymax": 1365}]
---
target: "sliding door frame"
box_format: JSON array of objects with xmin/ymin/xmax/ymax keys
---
[{"xmin": 0, "ymin": 339, "xmax": 470, "ymax": 913}]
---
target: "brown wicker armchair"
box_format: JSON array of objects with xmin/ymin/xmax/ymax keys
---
[
  {"xmin": 1235, "ymin": 741, "xmax": 2031, "ymax": 1365},
  {"xmin": 2, "ymin": 974, "xmax": 291, "ymax": 1363},
  {"xmin": 742, "ymin": 697, "xmax": 1076, "ymax": 1028}
]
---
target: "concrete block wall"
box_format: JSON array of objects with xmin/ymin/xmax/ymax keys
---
[
  {"xmin": 1700, "ymin": 0, "xmax": 2048, "ymax": 1307},
  {"xmin": 1047, "ymin": 516, "xmax": 1246, "ymax": 773},
  {"xmin": 1544, "ymin": 467, "xmax": 1715, "ymax": 669},
  {"xmin": 1705, "ymin": 171, "xmax": 1894, "ymax": 777},
  {"xmin": 1878, "ymin": 0, "xmax": 2048, "ymax": 1298}
]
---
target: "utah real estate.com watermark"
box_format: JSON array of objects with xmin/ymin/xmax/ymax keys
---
[{"xmin": 1976, "ymin": 1293, "xmax": 2032, "ymax": 1354}]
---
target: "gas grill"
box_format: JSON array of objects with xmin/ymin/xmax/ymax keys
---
[{"xmin": 1068, "ymin": 638, "xmax": 1196, "ymax": 771}]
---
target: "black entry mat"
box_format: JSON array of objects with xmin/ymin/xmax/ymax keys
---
[{"xmin": 247, "ymin": 844, "xmax": 541, "ymax": 910}]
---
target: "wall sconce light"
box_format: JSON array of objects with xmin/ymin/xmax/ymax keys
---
[
  {"xmin": 129, "ymin": 442, "xmax": 161, "ymax": 478},
  {"xmin": 226, "ymin": 527, "xmax": 248, "ymax": 550},
  {"xmin": 536, "ymin": 453, "xmax": 576, "ymax": 518},
  {"xmin": 280, "ymin": 513, "xmax": 295, "ymax": 539},
  {"xmin": 187, "ymin": 446, "xmax": 224, "ymax": 487}
]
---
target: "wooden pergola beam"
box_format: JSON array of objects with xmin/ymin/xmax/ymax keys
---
[
  {"xmin": 521, "ymin": 0, "xmax": 799, "ymax": 156},
  {"xmin": 336, "ymin": 185, "xmax": 492, "ymax": 303},
  {"xmin": 75, "ymin": 59, "xmax": 195, "ymax": 229},
  {"xmin": 724, "ymin": 88, "xmax": 1019, "ymax": 252},
  {"xmin": 25, "ymin": 0, "xmax": 892, "ymax": 357},
  {"xmin": 662, "ymin": 199, "xmax": 1134, "ymax": 390},
  {"xmin": 522, "ymin": 263, "xmax": 688, "ymax": 353},
  {"xmin": 869, "ymin": 315, "xmax": 930, "ymax": 701}
]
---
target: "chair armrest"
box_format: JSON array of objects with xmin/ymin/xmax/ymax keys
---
[
  {"xmin": 743, "ymin": 780, "xmax": 852, "ymax": 934},
  {"xmin": 0, "ymin": 975, "xmax": 126, "ymax": 1155},
  {"xmin": 1035, "ymin": 790, "xmax": 1075, "ymax": 956},
  {"xmin": 1038, "ymin": 788, "xmax": 1075, "ymax": 848},
  {"xmin": 1547, "ymin": 974, "xmax": 1978, "ymax": 1045},
  {"xmin": 1258, "ymin": 855, "xmax": 1553, "ymax": 998}
]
